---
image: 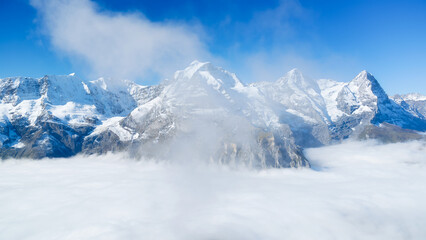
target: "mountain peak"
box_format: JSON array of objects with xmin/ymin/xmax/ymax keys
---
[
  {"xmin": 349, "ymin": 70, "xmax": 383, "ymax": 91},
  {"xmin": 347, "ymin": 70, "xmax": 389, "ymax": 104},
  {"xmin": 286, "ymin": 68, "xmax": 303, "ymax": 78},
  {"xmin": 171, "ymin": 61, "xmax": 244, "ymax": 94},
  {"xmin": 189, "ymin": 60, "xmax": 211, "ymax": 69},
  {"xmin": 91, "ymin": 77, "xmax": 109, "ymax": 90},
  {"xmin": 190, "ymin": 60, "xmax": 209, "ymax": 65},
  {"xmin": 278, "ymin": 68, "xmax": 303, "ymax": 82},
  {"xmin": 174, "ymin": 60, "xmax": 212, "ymax": 80},
  {"xmin": 288, "ymin": 68, "xmax": 301, "ymax": 73},
  {"xmin": 278, "ymin": 68, "xmax": 320, "ymax": 91},
  {"xmin": 354, "ymin": 70, "xmax": 375, "ymax": 82}
]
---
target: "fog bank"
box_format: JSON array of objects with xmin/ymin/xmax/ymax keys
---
[{"xmin": 0, "ymin": 141, "xmax": 425, "ymax": 239}]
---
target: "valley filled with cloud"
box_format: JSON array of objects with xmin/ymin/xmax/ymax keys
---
[
  {"xmin": 1, "ymin": 1, "xmax": 426, "ymax": 239},
  {"xmin": 1, "ymin": 140, "xmax": 425, "ymax": 240}
]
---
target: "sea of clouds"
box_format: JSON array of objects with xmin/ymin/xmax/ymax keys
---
[{"xmin": 0, "ymin": 140, "xmax": 425, "ymax": 240}]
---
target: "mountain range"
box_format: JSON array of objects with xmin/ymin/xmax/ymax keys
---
[{"xmin": 0, "ymin": 61, "xmax": 425, "ymax": 167}]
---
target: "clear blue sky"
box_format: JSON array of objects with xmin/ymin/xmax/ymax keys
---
[{"xmin": 1, "ymin": 0, "xmax": 425, "ymax": 95}]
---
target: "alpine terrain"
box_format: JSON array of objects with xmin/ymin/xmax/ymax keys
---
[{"xmin": 0, "ymin": 61, "xmax": 424, "ymax": 167}]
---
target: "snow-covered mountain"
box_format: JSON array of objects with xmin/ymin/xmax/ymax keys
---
[
  {"xmin": 253, "ymin": 69, "xmax": 425, "ymax": 146},
  {"xmin": 0, "ymin": 74, "xmax": 158, "ymax": 158},
  {"xmin": 84, "ymin": 61, "xmax": 309, "ymax": 168},
  {"xmin": 391, "ymin": 93, "xmax": 426, "ymax": 120},
  {"xmin": 253, "ymin": 69, "xmax": 331, "ymax": 147},
  {"xmin": 318, "ymin": 71, "xmax": 426, "ymax": 141},
  {"xmin": 0, "ymin": 61, "xmax": 424, "ymax": 166}
]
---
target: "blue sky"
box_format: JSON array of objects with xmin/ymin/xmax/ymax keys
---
[{"xmin": 0, "ymin": 0, "xmax": 425, "ymax": 94}]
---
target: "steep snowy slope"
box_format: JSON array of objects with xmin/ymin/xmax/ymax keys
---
[
  {"xmin": 252, "ymin": 69, "xmax": 332, "ymax": 147},
  {"xmin": 252, "ymin": 69, "xmax": 425, "ymax": 144},
  {"xmin": 0, "ymin": 74, "xmax": 152, "ymax": 158},
  {"xmin": 0, "ymin": 62, "xmax": 424, "ymax": 164},
  {"xmin": 85, "ymin": 61, "xmax": 309, "ymax": 168},
  {"xmin": 254, "ymin": 69, "xmax": 330, "ymax": 124},
  {"xmin": 317, "ymin": 79, "xmax": 348, "ymax": 121},
  {"xmin": 391, "ymin": 93, "xmax": 426, "ymax": 120},
  {"xmin": 319, "ymin": 71, "xmax": 426, "ymax": 140}
]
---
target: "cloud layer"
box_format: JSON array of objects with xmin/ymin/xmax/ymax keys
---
[
  {"xmin": 1, "ymin": 140, "xmax": 425, "ymax": 239},
  {"xmin": 31, "ymin": 0, "xmax": 209, "ymax": 81}
]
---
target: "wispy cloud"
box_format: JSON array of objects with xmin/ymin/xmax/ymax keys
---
[
  {"xmin": 220, "ymin": 0, "xmax": 360, "ymax": 83},
  {"xmin": 30, "ymin": 0, "xmax": 209, "ymax": 82},
  {"xmin": 30, "ymin": 0, "xmax": 359, "ymax": 84}
]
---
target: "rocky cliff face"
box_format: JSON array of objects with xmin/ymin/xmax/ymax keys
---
[{"xmin": 0, "ymin": 62, "xmax": 424, "ymax": 167}]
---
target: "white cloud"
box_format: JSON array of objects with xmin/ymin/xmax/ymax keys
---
[
  {"xmin": 1, "ymin": 141, "xmax": 426, "ymax": 239},
  {"xmin": 30, "ymin": 0, "xmax": 209, "ymax": 82},
  {"xmin": 237, "ymin": 50, "xmax": 361, "ymax": 83},
  {"xmin": 30, "ymin": 0, "xmax": 361, "ymax": 85},
  {"xmin": 214, "ymin": 0, "xmax": 362, "ymax": 83}
]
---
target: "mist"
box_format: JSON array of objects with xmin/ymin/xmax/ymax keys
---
[{"xmin": 1, "ymin": 140, "xmax": 425, "ymax": 239}]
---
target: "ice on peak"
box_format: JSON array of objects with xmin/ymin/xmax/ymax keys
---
[
  {"xmin": 334, "ymin": 70, "xmax": 392, "ymax": 118},
  {"xmin": 282, "ymin": 68, "xmax": 305, "ymax": 80},
  {"xmin": 349, "ymin": 70, "xmax": 385, "ymax": 96},
  {"xmin": 281, "ymin": 68, "xmax": 303, "ymax": 81},
  {"xmin": 278, "ymin": 68, "xmax": 320, "ymax": 92},
  {"xmin": 398, "ymin": 93, "xmax": 426, "ymax": 101},
  {"xmin": 288, "ymin": 68, "xmax": 302, "ymax": 75},
  {"xmin": 174, "ymin": 60, "xmax": 211, "ymax": 80},
  {"xmin": 188, "ymin": 60, "xmax": 212, "ymax": 71},
  {"xmin": 69, "ymin": 73, "xmax": 76, "ymax": 76},
  {"xmin": 353, "ymin": 70, "xmax": 376, "ymax": 83},
  {"xmin": 90, "ymin": 77, "xmax": 108, "ymax": 91},
  {"xmin": 188, "ymin": 60, "xmax": 213, "ymax": 72},
  {"xmin": 41, "ymin": 74, "xmax": 80, "ymax": 83},
  {"xmin": 190, "ymin": 60, "xmax": 210, "ymax": 66},
  {"xmin": 359, "ymin": 69, "xmax": 369, "ymax": 75},
  {"xmin": 173, "ymin": 61, "xmax": 243, "ymax": 90}
]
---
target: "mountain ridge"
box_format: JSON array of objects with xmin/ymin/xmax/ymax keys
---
[{"xmin": 0, "ymin": 62, "xmax": 424, "ymax": 167}]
